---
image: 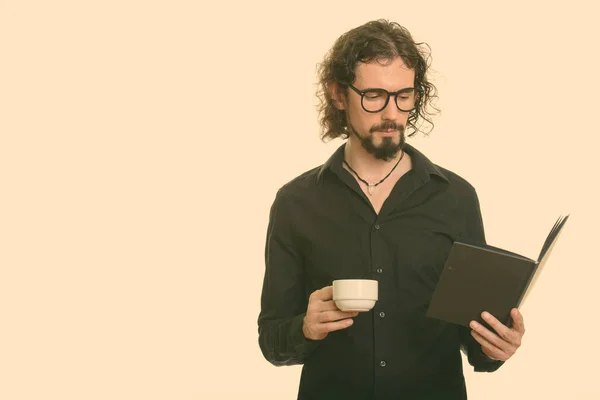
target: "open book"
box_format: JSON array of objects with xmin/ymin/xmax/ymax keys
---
[{"xmin": 425, "ymin": 215, "xmax": 569, "ymax": 329}]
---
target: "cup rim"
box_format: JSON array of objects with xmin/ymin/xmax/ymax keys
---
[{"xmin": 332, "ymin": 279, "xmax": 378, "ymax": 283}]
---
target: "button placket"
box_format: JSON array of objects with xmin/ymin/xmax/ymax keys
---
[
  {"xmin": 371, "ymin": 220, "xmax": 390, "ymax": 380},
  {"xmin": 372, "ymin": 221, "xmax": 381, "ymax": 275}
]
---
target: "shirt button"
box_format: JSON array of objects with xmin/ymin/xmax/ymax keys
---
[
  {"xmin": 376, "ymin": 268, "xmax": 383, "ymax": 274},
  {"xmin": 374, "ymin": 224, "xmax": 380, "ymax": 230},
  {"xmin": 379, "ymin": 311, "xmax": 385, "ymax": 318},
  {"xmin": 380, "ymin": 360, "xmax": 386, "ymax": 367}
]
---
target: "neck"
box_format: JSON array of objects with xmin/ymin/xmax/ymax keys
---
[{"xmin": 344, "ymin": 138, "xmax": 405, "ymax": 182}]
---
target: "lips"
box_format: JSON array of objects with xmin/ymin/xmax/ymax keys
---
[{"xmin": 370, "ymin": 125, "xmax": 403, "ymax": 134}]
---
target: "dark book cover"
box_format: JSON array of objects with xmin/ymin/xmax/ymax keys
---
[{"xmin": 425, "ymin": 215, "xmax": 569, "ymax": 329}]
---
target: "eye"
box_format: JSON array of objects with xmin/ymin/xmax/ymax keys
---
[{"xmin": 364, "ymin": 90, "xmax": 386, "ymax": 99}]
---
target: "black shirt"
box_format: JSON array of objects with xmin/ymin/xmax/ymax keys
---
[{"xmin": 257, "ymin": 142, "xmax": 504, "ymax": 400}]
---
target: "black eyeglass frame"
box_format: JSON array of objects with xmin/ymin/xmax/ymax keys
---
[{"xmin": 346, "ymin": 83, "xmax": 422, "ymax": 113}]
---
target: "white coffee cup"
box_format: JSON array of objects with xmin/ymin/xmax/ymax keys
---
[{"xmin": 332, "ymin": 279, "xmax": 378, "ymax": 312}]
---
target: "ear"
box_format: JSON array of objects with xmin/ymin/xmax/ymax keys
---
[{"xmin": 329, "ymin": 82, "xmax": 346, "ymax": 110}]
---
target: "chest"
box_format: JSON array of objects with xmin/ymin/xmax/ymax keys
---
[
  {"xmin": 354, "ymin": 174, "xmax": 399, "ymax": 214},
  {"xmin": 297, "ymin": 195, "xmax": 462, "ymax": 298},
  {"xmin": 364, "ymin": 189, "xmax": 390, "ymax": 214}
]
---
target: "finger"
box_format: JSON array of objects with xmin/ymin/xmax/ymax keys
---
[
  {"xmin": 470, "ymin": 319, "xmax": 508, "ymax": 351},
  {"xmin": 511, "ymin": 308, "xmax": 526, "ymax": 335},
  {"xmin": 319, "ymin": 300, "xmax": 361, "ymax": 315},
  {"xmin": 471, "ymin": 330, "xmax": 506, "ymax": 361},
  {"xmin": 307, "ymin": 287, "xmax": 333, "ymax": 311},
  {"xmin": 319, "ymin": 318, "xmax": 354, "ymax": 334},
  {"xmin": 481, "ymin": 311, "xmax": 516, "ymax": 344},
  {"xmin": 318, "ymin": 310, "xmax": 359, "ymax": 323},
  {"xmin": 319, "ymin": 300, "xmax": 343, "ymax": 312},
  {"xmin": 311, "ymin": 286, "xmax": 333, "ymax": 302}
]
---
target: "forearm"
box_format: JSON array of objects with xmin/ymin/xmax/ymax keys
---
[{"xmin": 258, "ymin": 312, "xmax": 320, "ymax": 366}]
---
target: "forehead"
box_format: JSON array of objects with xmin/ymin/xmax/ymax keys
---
[{"xmin": 354, "ymin": 57, "xmax": 415, "ymax": 89}]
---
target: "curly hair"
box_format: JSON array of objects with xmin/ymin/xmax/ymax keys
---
[{"xmin": 316, "ymin": 19, "xmax": 440, "ymax": 141}]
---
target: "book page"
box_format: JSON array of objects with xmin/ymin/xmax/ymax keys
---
[
  {"xmin": 537, "ymin": 215, "xmax": 570, "ymax": 262},
  {"xmin": 521, "ymin": 215, "xmax": 569, "ymax": 306}
]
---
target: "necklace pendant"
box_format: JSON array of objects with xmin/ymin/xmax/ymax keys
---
[{"xmin": 367, "ymin": 184, "xmax": 375, "ymax": 195}]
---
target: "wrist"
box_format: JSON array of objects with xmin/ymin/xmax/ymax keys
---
[{"xmin": 302, "ymin": 315, "xmax": 311, "ymax": 340}]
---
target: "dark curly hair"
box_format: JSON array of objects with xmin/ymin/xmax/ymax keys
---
[{"xmin": 316, "ymin": 19, "xmax": 440, "ymax": 141}]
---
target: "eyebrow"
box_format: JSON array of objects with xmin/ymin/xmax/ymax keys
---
[{"xmin": 361, "ymin": 86, "xmax": 415, "ymax": 93}]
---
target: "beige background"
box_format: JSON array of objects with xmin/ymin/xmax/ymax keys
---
[{"xmin": 1, "ymin": 1, "xmax": 598, "ymax": 399}]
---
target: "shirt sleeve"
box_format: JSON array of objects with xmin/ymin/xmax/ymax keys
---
[
  {"xmin": 457, "ymin": 185, "xmax": 506, "ymax": 373},
  {"xmin": 257, "ymin": 189, "xmax": 321, "ymax": 366}
]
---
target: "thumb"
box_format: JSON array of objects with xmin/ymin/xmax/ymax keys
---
[{"xmin": 511, "ymin": 308, "xmax": 525, "ymax": 333}]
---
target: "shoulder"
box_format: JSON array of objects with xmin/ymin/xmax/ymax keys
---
[
  {"xmin": 434, "ymin": 164, "xmax": 485, "ymax": 238},
  {"xmin": 275, "ymin": 164, "xmax": 324, "ymax": 200},
  {"xmin": 436, "ymin": 164, "xmax": 480, "ymax": 200},
  {"xmin": 266, "ymin": 164, "xmax": 324, "ymax": 223},
  {"xmin": 406, "ymin": 143, "xmax": 479, "ymax": 201}
]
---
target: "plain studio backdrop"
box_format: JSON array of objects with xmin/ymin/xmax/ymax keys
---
[{"xmin": 1, "ymin": 1, "xmax": 598, "ymax": 399}]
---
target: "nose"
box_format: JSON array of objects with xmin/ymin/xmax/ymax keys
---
[{"xmin": 381, "ymin": 97, "xmax": 403, "ymax": 121}]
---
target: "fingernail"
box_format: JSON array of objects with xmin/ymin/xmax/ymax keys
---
[
  {"xmin": 482, "ymin": 312, "xmax": 490, "ymax": 319},
  {"xmin": 470, "ymin": 321, "xmax": 479, "ymax": 329}
]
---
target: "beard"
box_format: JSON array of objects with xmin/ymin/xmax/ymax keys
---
[{"xmin": 348, "ymin": 120, "xmax": 406, "ymax": 161}]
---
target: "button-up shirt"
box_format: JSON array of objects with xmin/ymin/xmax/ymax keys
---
[{"xmin": 257, "ymin": 142, "xmax": 504, "ymax": 400}]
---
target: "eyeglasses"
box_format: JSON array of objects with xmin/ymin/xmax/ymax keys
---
[{"xmin": 347, "ymin": 83, "xmax": 421, "ymax": 113}]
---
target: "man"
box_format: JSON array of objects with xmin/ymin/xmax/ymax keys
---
[{"xmin": 257, "ymin": 19, "xmax": 525, "ymax": 400}]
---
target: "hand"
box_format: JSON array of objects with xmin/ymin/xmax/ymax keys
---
[
  {"xmin": 302, "ymin": 286, "xmax": 359, "ymax": 341},
  {"xmin": 469, "ymin": 308, "xmax": 526, "ymax": 361}
]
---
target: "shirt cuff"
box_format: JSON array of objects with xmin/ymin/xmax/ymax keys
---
[{"xmin": 290, "ymin": 313, "xmax": 322, "ymax": 359}]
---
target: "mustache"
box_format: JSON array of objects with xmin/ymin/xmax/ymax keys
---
[{"xmin": 370, "ymin": 122, "xmax": 405, "ymax": 133}]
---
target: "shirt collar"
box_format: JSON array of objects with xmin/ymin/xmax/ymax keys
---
[{"xmin": 316, "ymin": 141, "xmax": 449, "ymax": 185}]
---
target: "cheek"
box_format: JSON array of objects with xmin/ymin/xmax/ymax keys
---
[{"xmin": 349, "ymin": 108, "xmax": 377, "ymax": 132}]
